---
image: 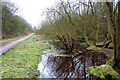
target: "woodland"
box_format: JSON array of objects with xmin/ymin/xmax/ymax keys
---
[
  {"xmin": 2, "ymin": 2, "xmax": 32, "ymax": 39},
  {"xmin": 1, "ymin": 1, "xmax": 120, "ymax": 79},
  {"xmin": 37, "ymin": 1, "xmax": 120, "ymax": 79}
]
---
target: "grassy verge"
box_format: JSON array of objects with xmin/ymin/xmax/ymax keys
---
[
  {"xmin": 0, "ymin": 35, "xmax": 51, "ymax": 78},
  {"xmin": 0, "ymin": 34, "xmax": 29, "ymax": 43}
]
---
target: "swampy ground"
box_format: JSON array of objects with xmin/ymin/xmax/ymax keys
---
[
  {"xmin": 0, "ymin": 35, "xmax": 50, "ymax": 78},
  {"xmin": 1, "ymin": 34, "xmax": 120, "ymax": 79}
]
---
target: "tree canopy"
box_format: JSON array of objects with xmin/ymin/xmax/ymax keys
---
[{"xmin": 2, "ymin": 2, "xmax": 32, "ymax": 39}]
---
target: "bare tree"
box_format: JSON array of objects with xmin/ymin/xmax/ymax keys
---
[
  {"xmin": 118, "ymin": 1, "xmax": 120, "ymax": 61},
  {"xmin": 106, "ymin": 2, "xmax": 119, "ymax": 66}
]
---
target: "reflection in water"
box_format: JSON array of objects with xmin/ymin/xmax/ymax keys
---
[{"xmin": 38, "ymin": 51, "xmax": 109, "ymax": 79}]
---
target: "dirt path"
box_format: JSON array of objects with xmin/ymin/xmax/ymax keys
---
[{"xmin": 0, "ymin": 33, "xmax": 34, "ymax": 55}]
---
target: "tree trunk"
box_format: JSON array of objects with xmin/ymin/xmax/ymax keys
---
[
  {"xmin": 118, "ymin": 1, "xmax": 120, "ymax": 61},
  {"xmin": 106, "ymin": 2, "xmax": 119, "ymax": 65},
  {"xmin": 96, "ymin": 3, "xmax": 101, "ymax": 42},
  {"xmin": 93, "ymin": 30, "xmax": 96, "ymax": 45},
  {"xmin": 90, "ymin": 2, "xmax": 96, "ymax": 45}
]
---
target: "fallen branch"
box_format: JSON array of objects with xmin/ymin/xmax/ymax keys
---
[{"xmin": 96, "ymin": 40, "xmax": 112, "ymax": 48}]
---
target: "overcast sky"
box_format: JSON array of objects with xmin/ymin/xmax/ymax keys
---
[
  {"xmin": 10, "ymin": 0, "xmax": 57, "ymax": 28},
  {"xmin": 8, "ymin": 0, "xmax": 118, "ymax": 28}
]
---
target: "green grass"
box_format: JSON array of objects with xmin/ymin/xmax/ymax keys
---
[
  {"xmin": 0, "ymin": 34, "xmax": 29, "ymax": 43},
  {"xmin": 0, "ymin": 35, "xmax": 51, "ymax": 78}
]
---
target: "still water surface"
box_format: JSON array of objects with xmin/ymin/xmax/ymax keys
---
[{"xmin": 37, "ymin": 43, "xmax": 109, "ymax": 79}]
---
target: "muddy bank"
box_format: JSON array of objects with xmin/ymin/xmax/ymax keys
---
[
  {"xmin": 50, "ymin": 40, "xmax": 114, "ymax": 58},
  {"xmin": 49, "ymin": 40, "xmax": 88, "ymax": 55}
]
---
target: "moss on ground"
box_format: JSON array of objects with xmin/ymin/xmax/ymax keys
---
[
  {"xmin": 106, "ymin": 58, "xmax": 115, "ymax": 67},
  {"xmin": 88, "ymin": 59, "xmax": 120, "ymax": 80},
  {"xmin": 0, "ymin": 35, "xmax": 50, "ymax": 78},
  {"xmin": 87, "ymin": 45, "xmax": 114, "ymax": 58}
]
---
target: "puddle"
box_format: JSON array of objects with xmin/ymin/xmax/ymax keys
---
[{"xmin": 37, "ymin": 42, "xmax": 109, "ymax": 79}]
